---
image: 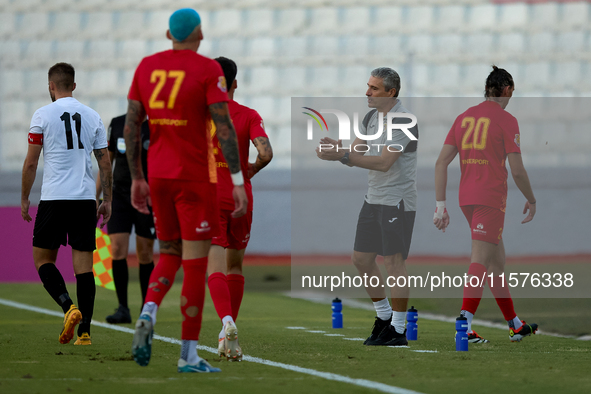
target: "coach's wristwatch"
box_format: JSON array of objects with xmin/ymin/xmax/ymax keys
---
[{"xmin": 339, "ymin": 152, "xmax": 350, "ymax": 165}]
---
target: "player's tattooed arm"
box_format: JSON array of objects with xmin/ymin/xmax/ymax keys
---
[
  {"xmin": 124, "ymin": 99, "xmax": 147, "ymax": 180},
  {"xmin": 249, "ymin": 137, "xmax": 273, "ymax": 178},
  {"xmin": 94, "ymin": 148, "xmax": 113, "ymax": 202},
  {"xmin": 209, "ymin": 102, "xmax": 241, "ymax": 174}
]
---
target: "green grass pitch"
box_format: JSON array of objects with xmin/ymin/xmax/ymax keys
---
[{"xmin": 1, "ymin": 266, "xmax": 591, "ymax": 394}]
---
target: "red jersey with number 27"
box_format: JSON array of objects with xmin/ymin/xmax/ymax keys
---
[
  {"xmin": 212, "ymin": 100, "xmax": 268, "ymax": 212},
  {"xmin": 444, "ymin": 101, "xmax": 521, "ymax": 212},
  {"xmin": 128, "ymin": 49, "xmax": 228, "ymax": 182}
]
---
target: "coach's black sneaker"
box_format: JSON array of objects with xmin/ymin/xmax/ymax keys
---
[
  {"xmin": 509, "ymin": 321, "xmax": 538, "ymax": 342},
  {"xmin": 367, "ymin": 325, "xmax": 408, "ymax": 347},
  {"xmin": 106, "ymin": 304, "xmax": 132, "ymax": 324},
  {"xmin": 363, "ymin": 316, "xmax": 392, "ymax": 345}
]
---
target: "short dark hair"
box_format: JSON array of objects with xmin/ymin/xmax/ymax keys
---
[
  {"xmin": 371, "ymin": 67, "xmax": 401, "ymax": 97},
  {"xmin": 48, "ymin": 62, "xmax": 75, "ymax": 91},
  {"xmin": 485, "ymin": 65, "xmax": 513, "ymax": 98},
  {"xmin": 214, "ymin": 57, "xmax": 237, "ymax": 90}
]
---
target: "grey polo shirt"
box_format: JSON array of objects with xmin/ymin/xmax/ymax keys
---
[{"xmin": 360, "ymin": 99, "xmax": 418, "ymax": 211}]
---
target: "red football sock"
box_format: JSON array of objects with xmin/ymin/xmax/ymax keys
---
[
  {"xmin": 180, "ymin": 257, "xmax": 208, "ymax": 340},
  {"xmin": 208, "ymin": 272, "xmax": 233, "ymax": 322},
  {"xmin": 227, "ymin": 274, "xmax": 245, "ymax": 321},
  {"xmin": 144, "ymin": 253, "xmax": 182, "ymax": 307},
  {"xmin": 488, "ymin": 274, "xmax": 517, "ymax": 321},
  {"xmin": 460, "ymin": 263, "xmax": 487, "ymax": 314}
]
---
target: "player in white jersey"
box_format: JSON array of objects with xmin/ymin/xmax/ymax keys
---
[{"xmin": 21, "ymin": 63, "xmax": 113, "ymax": 345}]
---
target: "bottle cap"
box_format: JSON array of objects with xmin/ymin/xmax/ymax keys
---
[
  {"xmin": 332, "ymin": 297, "xmax": 341, "ymax": 303},
  {"xmin": 408, "ymin": 306, "xmax": 417, "ymax": 312},
  {"xmin": 456, "ymin": 315, "xmax": 467, "ymax": 321}
]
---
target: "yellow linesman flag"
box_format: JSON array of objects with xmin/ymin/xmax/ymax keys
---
[{"xmin": 93, "ymin": 228, "xmax": 115, "ymax": 290}]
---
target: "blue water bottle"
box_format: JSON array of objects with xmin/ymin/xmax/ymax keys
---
[
  {"xmin": 455, "ymin": 315, "xmax": 469, "ymax": 351},
  {"xmin": 406, "ymin": 306, "xmax": 418, "ymax": 340},
  {"xmin": 332, "ymin": 298, "xmax": 343, "ymax": 329}
]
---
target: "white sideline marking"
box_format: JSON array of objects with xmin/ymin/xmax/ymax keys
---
[
  {"xmin": 0, "ymin": 298, "xmax": 423, "ymax": 394},
  {"xmin": 291, "ymin": 327, "xmax": 437, "ymax": 352},
  {"xmin": 289, "ymin": 293, "xmax": 591, "ymax": 341},
  {"xmin": 306, "ymin": 330, "xmax": 325, "ymax": 333}
]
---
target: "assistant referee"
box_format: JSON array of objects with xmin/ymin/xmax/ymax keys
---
[
  {"xmin": 96, "ymin": 114, "xmax": 155, "ymax": 324},
  {"xmin": 316, "ymin": 67, "xmax": 418, "ymax": 347}
]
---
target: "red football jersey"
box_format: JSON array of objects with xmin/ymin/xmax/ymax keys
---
[
  {"xmin": 444, "ymin": 100, "xmax": 521, "ymax": 212},
  {"xmin": 128, "ymin": 49, "xmax": 228, "ymax": 182},
  {"xmin": 211, "ymin": 99, "xmax": 268, "ymax": 212}
]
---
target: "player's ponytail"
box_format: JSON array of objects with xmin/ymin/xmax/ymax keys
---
[{"xmin": 485, "ymin": 65, "xmax": 514, "ymax": 98}]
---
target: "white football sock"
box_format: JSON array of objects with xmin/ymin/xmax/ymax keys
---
[
  {"xmin": 510, "ymin": 316, "xmax": 522, "ymax": 330},
  {"xmin": 222, "ymin": 315, "xmax": 234, "ymax": 327},
  {"xmin": 461, "ymin": 310, "xmax": 474, "ymax": 333},
  {"xmin": 373, "ymin": 298, "xmax": 392, "ymax": 321},
  {"xmin": 180, "ymin": 340, "xmax": 199, "ymax": 364},
  {"xmin": 391, "ymin": 311, "xmax": 406, "ymax": 334},
  {"xmin": 141, "ymin": 301, "xmax": 158, "ymax": 326}
]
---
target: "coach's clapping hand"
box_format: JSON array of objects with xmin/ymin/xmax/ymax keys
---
[
  {"xmin": 21, "ymin": 199, "xmax": 32, "ymax": 222},
  {"xmin": 316, "ymin": 137, "xmax": 344, "ymax": 161}
]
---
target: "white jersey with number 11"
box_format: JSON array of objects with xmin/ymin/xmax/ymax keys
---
[{"xmin": 28, "ymin": 97, "xmax": 108, "ymax": 201}]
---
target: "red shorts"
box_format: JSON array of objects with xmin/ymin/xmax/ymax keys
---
[
  {"xmin": 461, "ymin": 205, "xmax": 505, "ymax": 245},
  {"xmin": 211, "ymin": 209, "xmax": 252, "ymax": 250},
  {"xmin": 149, "ymin": 178, "xmax": 219, "ymax": 241}
]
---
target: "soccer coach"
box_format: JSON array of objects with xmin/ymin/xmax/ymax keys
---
[{"xmin": 316, "ymin": 67, "xmax": 418, "ymax": 347}]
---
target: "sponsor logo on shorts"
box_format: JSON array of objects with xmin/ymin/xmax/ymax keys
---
[
  {"xmin": 196, "ymin": 220, "xmax": 211, "ymax": 233},
  {"xmin": 242, "ymin": 233, "xmax": 250, "ymax": 243},
  {"xmin": 473, "ymin": 223, "xmax": 487, "ymax": 235},
  {"xmin": 389, "ymin": 218, "xmax": 398, "ymax": 223}
]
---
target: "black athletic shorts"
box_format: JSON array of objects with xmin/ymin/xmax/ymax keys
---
[
  {"xmin": 353, "ymin": 199, "xmax": 416, "ymax": 259},
  {"xmin": 33, "ymin": 200, "xmax": 97, "ymax": 252},
  {"xmin": 107, "ymin": 193, "xmax": 156, "ymax": 239}
]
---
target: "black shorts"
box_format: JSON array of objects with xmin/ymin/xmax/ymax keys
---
[
  {"xmin": 354, "ymin": 200, "xmax": 416, "ymax": 259},
  {"xmin": 33, "ymin": 200, "xmax": 97, "ymax": 252},
  {"xmin": 107, "ymin": 193, "xmax": 156, "ymax": 239}
]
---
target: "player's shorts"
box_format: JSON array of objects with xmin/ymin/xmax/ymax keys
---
[
  {"xmin": 107, "ymin": 192, "xmax": 156, "ymax": 239},
  {"xmin": 461, "ymin": 205, "xmax": 505, "ymax": 245},
  {"xmin": 354, "ymin": 199, "xmax": 416, "ymax": 259},
  {"xmin": 149, "ymin": 178, "xmax": 219, "ymax": 242},
  {"xmin": 33, "ymin": 200, "xmax": 96, "ymax": 252},
  {"xmin": 212, "ymin": 209, "xmax": 253, "ymax": 250}
]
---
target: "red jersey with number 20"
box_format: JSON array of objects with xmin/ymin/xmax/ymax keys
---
[
  {"xmin": 128, "ymin": 49, "xmax": 228, "ymax": 182},
  {"xmin": 444, "ymin": 101, "xmax": 521, "ymax": 212},
  {"xmin": 212, "ymin": 100, "xmax": 268, "ymax": 212}
]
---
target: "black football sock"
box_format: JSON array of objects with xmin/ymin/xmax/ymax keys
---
[
  {"xmin": 38, "ymin": 263, "xmax": 73, "ymax": 314},
  {"xmin": 76, "ymin": 272, "xmax": 96, "ymax": 336},
  {"xmin": 139, "ymin": 261, "xmax": 155, "ymax": 305},
  {"xmin": 112, "ymin": 258, "xmax": 129, "ymax": 309}
]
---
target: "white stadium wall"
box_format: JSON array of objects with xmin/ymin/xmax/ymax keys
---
[{"xmin": 1, "ymin": 0, "xmax": 590, "ymax": 255}]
